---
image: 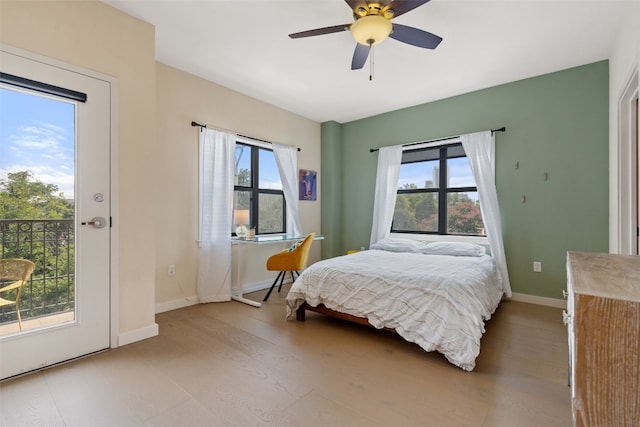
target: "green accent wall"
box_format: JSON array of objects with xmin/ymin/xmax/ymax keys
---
[
  {"xmin": 321, "ymin": 61, "xmax": 609, "ymax": 299},
  {"xmin": 321, "ymin": 121, "xmax": 343, "ymax": 259}
]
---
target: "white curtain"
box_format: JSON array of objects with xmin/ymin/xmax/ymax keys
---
[
  {"xmin": 197, "ymin": 128, "xmax": 236, "ymax": 302},
  {"xmin": 370, "ymin": 145, "xmax": 403, "ymax": 246},
  {"xmin": 273, "ymin": 143, "xmax": 303, "ymax": 236},
  {"xmin": 461, "ymin": 131, "xmax": 512, "ymax": 297}
]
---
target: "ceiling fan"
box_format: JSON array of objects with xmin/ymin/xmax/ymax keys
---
[{"xmin": 289, "ymin": 0, "xmax": 442, "ymax": 71}]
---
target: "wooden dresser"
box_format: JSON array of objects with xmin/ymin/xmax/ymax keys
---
[{"xmin": 566, "ymin": 251, "xmax": 640, "ymax": 427}]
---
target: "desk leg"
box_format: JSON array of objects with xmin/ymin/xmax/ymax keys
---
[
  {"xmin": 231, "ymin": 295, "xmax": 262, "ymax": 307},
  {"xmin": 233, "ymin": 242, "xmax": 262, "ymax": 308}
]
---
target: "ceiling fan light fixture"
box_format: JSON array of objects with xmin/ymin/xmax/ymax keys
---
[{"xmin": 350, "ymin": 15, "xmax": 392, "ymax": 46}]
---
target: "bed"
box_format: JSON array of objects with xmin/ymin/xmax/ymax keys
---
[{"xmin": 285, "ymin": 238, "xmax": 505, "ymax": 371}]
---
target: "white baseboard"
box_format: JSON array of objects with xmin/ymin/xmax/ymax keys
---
[
  {"xmin": 117, "ymin": 323, "xmax": 159, "ymax": 347},
  {"xmin": 155, "ymin": 296, "xmax": 199, "ymax": 314},
  {"xmin": 240, "ymin": 279, "xmax": 277, "ymax": 294},
  {"xmin": 510, "ymin": 292, "xmax": 566, "ymax": 309},
  {"xmin": 154, "ymin": 280, "xmax": 284, "ymax": 314}
]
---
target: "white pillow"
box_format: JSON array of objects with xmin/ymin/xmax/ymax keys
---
[
  {"xmin": 370, "ymin": 238, "xmax": 425, "ymax": 253},
  {"xmin": 420, "ymin": 241, "xmax": 486, "ymax": 257}
]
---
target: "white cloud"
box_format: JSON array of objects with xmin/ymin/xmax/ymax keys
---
[
  {"xmin": 11, "ymin": 123, "xmax": 68, "ymax": 153},
  {"xmin": 1, "ymin": 122, "xmax": 75, "ymax": 198},
  {"xmin": 0, "ymin": 164, "xmax": 74, "ymax": 198}
]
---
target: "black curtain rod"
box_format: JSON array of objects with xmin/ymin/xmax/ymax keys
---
[
  {"xmin": 1, "ymin": 72, "xmax": 87, "ymax": 103},
  {"xmin": 191, "ymin": 121, "xmax": 301, "ymax": 152},
  {"xmin": 369, "ymin": 127, "xmax": 506, "ymax": 153}
]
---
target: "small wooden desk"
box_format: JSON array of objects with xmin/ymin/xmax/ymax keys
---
[{"xmin": 232, "ymin": 235, "xmax": 323, "ymax": 307}]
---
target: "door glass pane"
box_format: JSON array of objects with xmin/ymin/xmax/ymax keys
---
[
  {"xmin": 447, "ymin": 192, "xmax": 485, "ymax": 235},
  {"xmin": 393, "ymin": 193, "xmax": 438, "ymax": 232},
  {"xmin": 0, "ymin": 86, "xmax": 76, "ymax": 336}
]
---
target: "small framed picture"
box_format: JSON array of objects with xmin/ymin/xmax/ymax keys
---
[{"xmin": 298, "ymin": 169, "xmax": 317, "ymax": 201}]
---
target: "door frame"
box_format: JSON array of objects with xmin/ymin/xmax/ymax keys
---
[
  {"xmin": 0, "ymin": 43, "xmax": 120, "ymax": 349},
  {"xmin": 616, "ymin": 66, "xmax": 639, "ymax": 255}
]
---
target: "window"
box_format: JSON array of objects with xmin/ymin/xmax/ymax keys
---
[
  {"xmin": 233, "ymin": 142, "xmax": 286, "ymax": 235},
  {"xmin": 392, "ymin": 143, "xmax": 485, "ymax": 236}
]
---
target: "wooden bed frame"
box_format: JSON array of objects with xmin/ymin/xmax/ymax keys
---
[{"xmin": 295, "ymin": 302, "xmax": 396, "ymax": 332}]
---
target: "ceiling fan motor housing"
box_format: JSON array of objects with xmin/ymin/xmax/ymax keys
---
[{"xmin": 350, "ymin": 15, "xmax": 392, "ymax": 46}]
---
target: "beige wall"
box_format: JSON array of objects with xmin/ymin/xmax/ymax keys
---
[
  {"xmin": 0, "ymin": 0, "xmax": 322, "ymax": 333},
  {"xmin": 0, "ymin": 0, "xmax": 157, "ymax": 341},
  {"xmin": 155, "ymin": 63, "xmax": 321, "ymax": 311}
]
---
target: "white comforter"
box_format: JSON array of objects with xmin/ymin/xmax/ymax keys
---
[{"xmin": 286, "ymin": 249, "xmax": 504, "ymax": 371}]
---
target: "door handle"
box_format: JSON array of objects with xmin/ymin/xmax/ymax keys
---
[{"xmin": 81, "ymin": 217, "xmax": 106, "ymax": 229}]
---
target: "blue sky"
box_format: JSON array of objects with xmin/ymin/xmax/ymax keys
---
[
  {"xmin": 235, "ymin": 143, "xmax": 282, "ymax": 190},
  {"xmin": 0, "ymin": 86, "xmax": 75, "ymax": 198},
  {"xmin": 398, "ymin": 157, "xmax": 476, "ymax": 187}
]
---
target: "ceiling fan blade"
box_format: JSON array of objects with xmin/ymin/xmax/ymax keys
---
[
  {"xmin": 351, "ymin": 43, "xmax": 370, "ymax": 70},
  {"xmin": 289, "ymin": 24, "xmax": 350, "ymax": 39},
  {"xmin": 390, "ymin": 23, "xmax": 442, "ymax": 49},
  {"xmin": 383, "ymin": 0, "xmax": 431, "ymax": 18}
]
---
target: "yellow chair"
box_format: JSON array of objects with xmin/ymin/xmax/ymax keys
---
[
  {"xmin": 263, "ymin": 233, "xmax": 315, "ymax": 302},
  {"xmin": 0, "ymin": 258, "xmax": 36, "ymax": 331}
]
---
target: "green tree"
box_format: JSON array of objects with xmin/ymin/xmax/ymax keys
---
[
  {"xmin": 447, "ymin": 193, "xmax": 484, "ymax": 235},
  {"xmin": 0, "ymin": 171, "xmax": 73, "ymax": 219},
  {"xmin": 414, "ymin": 193, "xmax": 437, "ymax": 225},
  {"xmin": 393, "ymin": 190, "xmax": 483, "ymax": 234},
  {"xmin": 393, "ymin": 194, "xmax": 417, "ymax": 230},
  {"xmin": 0, "ymin": 171, "xmax": 75, "ymax": 322},
  {"xmin": 393, "ymin": 185, "xmax": 439, "ymax": 232},
  {"xmin": 236, "ymin": 167, "xmax": 250, "ymax": 187},
  {"xmin": 258, "ymin": 194, "xmax": 284, "ymax": 233}
]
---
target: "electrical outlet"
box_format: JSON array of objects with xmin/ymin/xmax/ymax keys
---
[
  {"xmin": 168, "ymin": 264, "xmax": 175, "ymax": 276},
  {"xmin": 533, "ymin": 261, "xmax": 542, "ymax": 273}
]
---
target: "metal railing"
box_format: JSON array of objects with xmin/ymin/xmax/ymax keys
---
[{"xmin": 0, "ymin": 219, "xmax": 75, "ymax": 326}]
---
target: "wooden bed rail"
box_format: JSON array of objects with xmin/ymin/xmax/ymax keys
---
[{"xmin": 296, "ymin": 302, "xmax": 396, "ymax": 332}]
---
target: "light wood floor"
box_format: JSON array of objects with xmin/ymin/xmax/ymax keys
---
[{"xmin": 0, "ymin": 286, "xmax": 571, "ymax": 426}]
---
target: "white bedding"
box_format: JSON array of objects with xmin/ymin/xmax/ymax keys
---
[{"xmin": 285, "ymin": 249, "xmax": 504, "ymax": 371}]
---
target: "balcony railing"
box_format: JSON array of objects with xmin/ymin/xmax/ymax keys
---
[{"xmin": 0, "ymin": 219, "xmax": 75, "ymax": 327}]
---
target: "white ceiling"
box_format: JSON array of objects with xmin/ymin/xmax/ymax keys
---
[{"xmin": 102, "ymin": 0, "xmax": 634, "ymax": 124}]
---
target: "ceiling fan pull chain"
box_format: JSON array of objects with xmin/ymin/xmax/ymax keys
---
[{"xmin": 369, "ymin": 42, "xmax": 374, "ymax": 81}]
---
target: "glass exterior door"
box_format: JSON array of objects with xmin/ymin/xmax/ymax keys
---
[{"xmin": 0, "ymin": 48, "xmax": 111, "ymax": 379}]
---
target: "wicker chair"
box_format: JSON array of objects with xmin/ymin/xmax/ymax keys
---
[
  {"xmin": 263, "ymin": 233, "xmax": 315, "ymax": 302},
  {"xmin": 0, "ymin": 258, "xmax": 36, "ymax": 331}
]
